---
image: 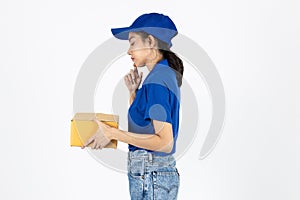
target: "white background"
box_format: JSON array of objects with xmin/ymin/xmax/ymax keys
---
[{"xmin": 1, "ymin": 0, "xmax": 300, "ymax": 199}]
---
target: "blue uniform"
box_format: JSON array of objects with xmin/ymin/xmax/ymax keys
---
[{"xmin": 128, "ymin": 59, "xmax": 180, "ymax": 156}]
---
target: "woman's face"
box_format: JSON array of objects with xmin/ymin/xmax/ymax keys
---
[{"xmin": 127, "ymin": 32, "xmax": 151, "ymax": 67}]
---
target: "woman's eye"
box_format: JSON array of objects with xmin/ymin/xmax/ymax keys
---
[{"xmin": 130, "ymin": 42, "xmax": 135, "ymax": 46}]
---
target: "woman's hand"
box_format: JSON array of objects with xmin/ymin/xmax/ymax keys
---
[
  {"xmin": 124, "ymin": 66, "xmax": 143, "ymax": 94},
  {"xmin": 82, "ymin": 118, "xmax": 112, "ymax": 150}
]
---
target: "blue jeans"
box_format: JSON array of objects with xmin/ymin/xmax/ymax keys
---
[{"xmin": 127, "ymin": 150, "xmax": 180, "ymax": 200}]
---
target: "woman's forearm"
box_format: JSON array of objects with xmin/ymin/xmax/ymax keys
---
[{"xmin": 111, "ymin": 128, "xmax": 173, "ymax": 153}]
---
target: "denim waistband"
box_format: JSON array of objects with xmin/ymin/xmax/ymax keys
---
[{"xmin": 128, "ymin": 150, "xmax": 176, "ymax": 167}]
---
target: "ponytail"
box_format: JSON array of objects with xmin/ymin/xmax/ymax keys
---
[{"xmin": 160, "ymin": 49, "xmax": 184, "ymax": 87}]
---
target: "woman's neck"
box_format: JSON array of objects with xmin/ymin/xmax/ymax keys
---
[{"xmin": 146, "ymin": 53, "xmax": 164, "ymax": 71}]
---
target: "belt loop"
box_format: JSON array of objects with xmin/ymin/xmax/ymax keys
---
[{"xmin": 149, "ymin": 152, "xmax": 153, "ymax": 163}]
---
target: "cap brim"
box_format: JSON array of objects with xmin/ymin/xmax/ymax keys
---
[
  {"xmin": 111, "ymin": 27, "xmax": 144, "ymax": 40},
  {"xmin": 111, "ymin": 27, "xmax": 130, "ymax": 40}
]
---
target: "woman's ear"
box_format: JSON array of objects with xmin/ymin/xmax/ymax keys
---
[{"xmin": 147, "ymin": 35, "xmax": 157, "ymax": 48}]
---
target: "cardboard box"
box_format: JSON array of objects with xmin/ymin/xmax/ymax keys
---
[{"xmin": 70, "ymin": 113, "xmax": 119, "ymax": 148}]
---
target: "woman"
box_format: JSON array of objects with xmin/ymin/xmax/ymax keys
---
[{"xmin": 84, "ymin": 13, "xmax": 184, "ymax": 199}]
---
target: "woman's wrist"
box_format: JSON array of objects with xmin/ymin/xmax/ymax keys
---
[
  {"xmin": 129, "ymin": 90, "xmax": 137, "ymax": 105},
  {"xmin": 130, "ymin": 89, "xmax": 136, "ymax": 96},
  {"xmin": 110, "ymin": 127, "xmax": 121, "ymax": 140}
]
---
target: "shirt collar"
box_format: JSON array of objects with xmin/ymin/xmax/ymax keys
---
[
  {"xmin": 157, "ymin": 59, "xmax": 168, "ymax": 67},
  {"xmin": 151, "ymin": 59, "xmax": 168, "ymax": 72},
  {"xmin": 142, "ymin": 59, "xmax": 169, "ymax": 86}
]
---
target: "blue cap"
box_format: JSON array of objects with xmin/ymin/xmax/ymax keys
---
[{"xmin": 111, "ymin": 13, "xmax": 178, "ymax": 47}]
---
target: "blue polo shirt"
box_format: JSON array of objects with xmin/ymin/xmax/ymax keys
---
[{"xmin": 127, "ymin": 59, "xmax": 180, "ymax": 156}]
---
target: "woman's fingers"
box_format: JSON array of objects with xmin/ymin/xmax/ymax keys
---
[
  {"xmin": 132, "ymin": 68, "xmax": 143, "ymax": 84},
  {"xmin": 137, "ymin": 71, "xmax": 143, "ymax": 82},
  {"xmin": 83, "ymin": 135, "xmax": 95, "ymax": 148},
  {"xmin": 92, "ymin": 140, "xmax": 97, "ymax": 149},
  {"xmin": 130, "ymin": 69, "xmax": 136, "ymax": 84},
  {"xmin": 130, "ymin": 69, "xmax": 135, "ymax": 79},
  {"xmin": 93, "ymin": 117, "xmax": 100, "ymax": 126},
  {"xmin": 88, "ymin": 135, "xmax": 103, "ymax": 149},
  {"xmin": 93, "ymin": 135, "xmax": 109, "ymax": 150},
  {"xmin": 126, "ymin": 72, "xmax": 134, "ymax": 85},
  {"xmin": 82, "ymin": 121, "xmax": 111, "ymax": 149},
  {"xmin": 124, "ymin": 67, "xmax": 143, "ymax": 93},
  {"xmin": 125, "ymin": 72, "xmax": 137, "ymax": 86},
  {"xmin": 124, "ymin": 75, "xmax": 132, "ymax": 88},
  {"xmin": 133, "ymin": 67, "xmax": 139, "ymax": 78},
  {"xmin": 94, "ymin": 141, "xmax": 101, "ymax": 150}
]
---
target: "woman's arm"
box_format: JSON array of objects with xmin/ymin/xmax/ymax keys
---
[
  {"xmin": 84, "ymin": 67, "xmax": 175, "ymax": 152},
  {"xmin": 111, "ymin": 120, "xmax": 174, "ymax": 153},
  {"xmin": 84, "ymin": 119, "xmax": 174, "ymax": 154}
]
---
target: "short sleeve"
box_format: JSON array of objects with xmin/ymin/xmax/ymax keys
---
[{"xmin": 143, "ymin": 83, "xmax": 172, "ymax": 124}]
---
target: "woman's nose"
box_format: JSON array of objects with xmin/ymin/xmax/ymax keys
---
[{"xmin": 127, "ymin": 48, "xmax": 131, "ymax": 55}]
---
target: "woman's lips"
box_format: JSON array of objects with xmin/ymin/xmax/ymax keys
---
[{"xmin": 131, "ymin": 58, "xmax": 134, "ymax": 61}]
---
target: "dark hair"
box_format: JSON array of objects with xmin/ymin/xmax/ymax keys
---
[{"xmin": 137, "ymin": 31, "xmax": 184, "ymax": 87}]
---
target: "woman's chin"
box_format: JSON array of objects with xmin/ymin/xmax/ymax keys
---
[{"xmin": 135, "ymin": 63, "xmax": 146, "ymax": 67}]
